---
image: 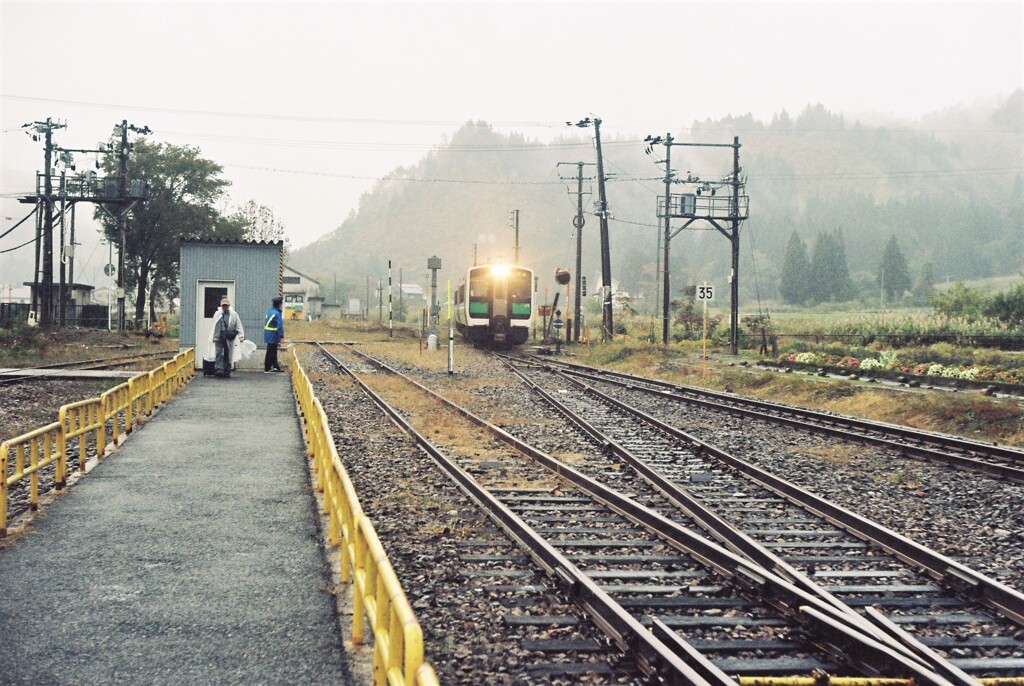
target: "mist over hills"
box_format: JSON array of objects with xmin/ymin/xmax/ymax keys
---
[{"xmin": 289, "ymin": 92, "xmax": 1023, "ymax": 310}]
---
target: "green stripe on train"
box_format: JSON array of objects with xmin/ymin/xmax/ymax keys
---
[
  {"xmin": 511, "ymin": 304, "xmax": 531, "ymax": 316},
  {"xmin": 469, "ymin": 302, "xmax": 489, "ymax": 315}
]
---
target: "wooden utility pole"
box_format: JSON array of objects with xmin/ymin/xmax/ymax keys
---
[{"xmin": 593, "ymin": 119, "xmax": 613, "ymax": 339}]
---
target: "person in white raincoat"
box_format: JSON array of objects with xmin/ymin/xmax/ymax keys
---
[{"xmin": 209, "ymin": 297, "xmax": 245, "ymax": 378}]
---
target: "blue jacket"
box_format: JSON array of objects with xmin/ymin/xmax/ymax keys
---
[{"xmin": 263, "ymin": 306, "xmax": 284, "ymax": 344}]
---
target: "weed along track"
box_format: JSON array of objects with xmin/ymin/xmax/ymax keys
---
[{"xmin": 308, "ymin": 342, "xmax": 1024, "ymax": 683}]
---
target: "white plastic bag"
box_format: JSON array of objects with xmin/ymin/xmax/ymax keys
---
[{"xmin": 239, "ymin": 339, "xmax": 257, "ymax": 359}]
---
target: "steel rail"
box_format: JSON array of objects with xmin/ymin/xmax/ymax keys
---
[
  {"xmin": 0, "ymin": 350, "xmax": 173, "ymax": 385},
  {"xmin": 525, "ymin": 354, "xmax": 1024, "ymax": 483},
  {"xmin": 505, "ymin": 360, "xmax": 981, "ymax": 685},
  {"xmin": 326, "ymin": 343, "xmax": 956, "ymax": 683},
  {"xmin": 312, "ymin": 344, "xmax": 727, "ymax": 686},
  {"xmin": 546, "ymin": 360, "xmax": 1024, "ymax": 628}
]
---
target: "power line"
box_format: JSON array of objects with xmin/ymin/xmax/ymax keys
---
[
  {"xmin": 0, "ymin": 235, "xmax": 36, "ymax": 254},
  {"xmin": 226, "ymin": 164, "xmax": 571, "ymax": 185},
  {"xmin": 0, "ymin": 94, "xmax": 567, "ymax": 128}
]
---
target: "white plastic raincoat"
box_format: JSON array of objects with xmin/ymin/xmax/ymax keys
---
[{"xmin": 208, "ymin": 307, "xmax": 245, "ymax": 365}]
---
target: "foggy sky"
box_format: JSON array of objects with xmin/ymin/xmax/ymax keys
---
[{"xmin": 1, "ymin": 0, "xmax": 1021, "ymax": 287}]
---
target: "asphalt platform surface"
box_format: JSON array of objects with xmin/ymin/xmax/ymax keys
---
[{"xmin": 0, "ymin": 371, "xmax": 355, "ymax": 685}]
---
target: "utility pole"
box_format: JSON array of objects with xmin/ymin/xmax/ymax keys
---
[
  {"xmin": 116, "ymin": 120, "xmax": 128, "ymax": 332},
  {"xmin": 660, "ymin": 134, "xmax": 674, "ymax": 344},
  {"xmin": 571, "ymin": 117, "xmax": 613, "ymax": 340},
  {"xmin": 509, "ymin": 210, "xmax": 520, "ymax": 263},
  {"xmin": 30, "ymin": 117, "xmax": 67, "ymax": 327},
  {"xmin": 558, "ymin": 161, "xmax": 594, "ymax": 344},
  {"xmin": 729, "ymin": 136, "xmax": 742, "ymax": 355},
  {"xmin": 68, "ymin": 203, "xmax": 76, "ymax": 318},
  {"xmin": 646, "ymin": 134, "xmax": 747, "ymax": 354},
  {"xmin": 58, "ymin": 169, "xmax": 67, "ymax": 326}
]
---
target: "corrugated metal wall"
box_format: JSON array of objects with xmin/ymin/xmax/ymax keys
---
[{"xmin": 179, "ymin": 241, "xmax": 284, "ymax": 349}]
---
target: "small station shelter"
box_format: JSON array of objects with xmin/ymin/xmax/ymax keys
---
[{"xmin": 179, "ymin": 239, "xmax": 284, "ymax": 369}]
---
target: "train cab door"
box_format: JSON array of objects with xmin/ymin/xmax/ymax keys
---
[{"xmin": 195, "ymin": 280, "xmax": 235, "ymax": 366}]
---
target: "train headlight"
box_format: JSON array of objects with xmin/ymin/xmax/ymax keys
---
[{"xmin": 491, "ymin": 264, "xmax": 511, "ymax": 278}]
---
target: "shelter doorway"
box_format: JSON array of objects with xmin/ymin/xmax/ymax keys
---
[{"xmin": 195, "ymin": 280, "xmax": 235, "ymax": 359}]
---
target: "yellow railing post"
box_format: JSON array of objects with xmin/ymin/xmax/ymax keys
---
[
  {"xmin": 29, "ymin": 438, "xmax": 40, "ymax": 510},
  {"xmin": 288, "ymin": 350, "xmax": 436, "ymax": 685}
]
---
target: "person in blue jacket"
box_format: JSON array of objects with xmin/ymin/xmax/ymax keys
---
[{"xmin": 263, "ymin": 296, "xmax": 285, "ymax": 373}]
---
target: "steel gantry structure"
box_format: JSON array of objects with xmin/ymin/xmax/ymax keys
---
[{"xmin": 646, "ymin": 135, "xmax": 748, "ymax": 354}]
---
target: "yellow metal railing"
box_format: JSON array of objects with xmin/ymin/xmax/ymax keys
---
[
  {"xmin": 1, "ymin": 349, "xmax": 195, "ymax": 536},
  {"xmin": 291, "ymin": 350, "xmax": 439, "ymax": 686}
]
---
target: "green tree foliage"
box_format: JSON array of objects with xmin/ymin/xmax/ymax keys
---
[
  {"xmin": 911, "ymin": 262, "xmax": 936, "ymax": 304},
  {"xmin": 286, "ymin": 96, "xmax": 1023, "ymax": 309},
  {"xmin": 233, "ymin": 200, "xmax": 290, "ymax": 251},
  {"xmin": 985, "ymin": 280, "xmax": 1024, "ymax": 327},
  {"xmin": 778, "ymin": 231, "xmax": 811, "ymax": 304},
  {"xmin": 808, "ymin": 230, "xmax": 853, "ymax": 303},
  {"xmin": 877, "ymin": 235, "xmax": 912, "ymax": 302},
  {"xmin": 931, "ymin": 281, "xmax": 988, "ymax": 321},
  {"xmin": 96, "ymin": 140, "xmax": 243, "ymax": 325}
]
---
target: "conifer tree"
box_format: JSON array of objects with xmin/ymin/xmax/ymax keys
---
[
  {"xmin": 809, "ymin": 230, "xmax": 854, "ymax": 303},
  {"xmin": 911, "ymin": 262, "xmax": 936, "ymax": 304},
  {"xmin": 878, "ymin": 235, "xmax": 912, "ymax": 302},
  {"xmin": 779, "ymin": 231, "xmax": 811, "ymax": 305}
]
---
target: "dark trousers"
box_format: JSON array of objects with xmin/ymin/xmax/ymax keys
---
[
  {"xmin": 215, "ymin": 337, "xmax": 231, "ymax": 377},
  {"xmin": 264, "ymin": 343, "xmax": 280, "ymax": 371}
]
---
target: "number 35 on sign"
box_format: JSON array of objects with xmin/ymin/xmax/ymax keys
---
[{"xmin": 697, "ymin": 284, "xmax": 714, "ymax": 301}]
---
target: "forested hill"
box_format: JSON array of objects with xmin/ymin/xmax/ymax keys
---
[{"xmin": 289, "ymin": 92, "xmax": 1024, "ymax": 306}]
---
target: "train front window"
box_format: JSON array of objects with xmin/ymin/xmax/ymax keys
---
[
  {"xmin": 468, "ymin": 272, "xmax": 490, "ymax": 316},
  {"xmin": 509, "ymin": 269, "xmax": 532, "ymax": 319}
]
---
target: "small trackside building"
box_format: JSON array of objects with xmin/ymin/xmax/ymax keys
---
[{"xmin": 179, "ymin": 239, "xmax": 284, "ymax": 369}]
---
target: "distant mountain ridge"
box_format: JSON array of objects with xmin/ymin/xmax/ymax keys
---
[{"xmin": 289, "ymin": 92, "xmax": 1024, "ymax": 307}]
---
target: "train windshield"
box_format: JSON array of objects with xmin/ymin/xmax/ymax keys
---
[
  {"xmin": 468, "ymin": 271, "xmax": 490, "ymax": 316},
  {"xmin": 508, "ymin": 268, "xmax": 532, "ymax": 319}
]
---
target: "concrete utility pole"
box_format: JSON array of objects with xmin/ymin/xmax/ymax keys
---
[
  {"xmin": 647, "ymin": 134, "xmax": 747, "ymax": 354},
  {"xmin": 509, "ymin": 209, "xmax": 520, "ymax": 264},
  {"xmin": 729, "ymin": 136, "xmax": 742, "ymax": 354},
  {"xmin": 558, "ymin": 161, "xmax": 594, "ymax": 343},
  {"xmin": 116, "ymin": 120, "xmax": 128, "ymax": 332},
  {"xmin": 660, "ymin": 134, "xmax": 674, "ymax": 345}
]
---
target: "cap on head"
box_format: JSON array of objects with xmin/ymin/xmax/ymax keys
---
[
  {"xmin": 221, "ymin": 298, "xmax": 230, "ymax": 306},
  {"xmin": 272, "ymin": 296, "xmax": 282, "ymax": 306}
]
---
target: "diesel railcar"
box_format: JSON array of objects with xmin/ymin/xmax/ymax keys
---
[{"xmin": 454, "ymin": 264, "xmax": 534, "ymax": 347}]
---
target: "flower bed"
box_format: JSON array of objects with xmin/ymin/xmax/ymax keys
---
[{"xmin": 767, "ymin": 350, "xmax": 1024, "ymax": 395}]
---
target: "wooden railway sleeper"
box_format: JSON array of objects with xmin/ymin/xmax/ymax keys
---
[{"xmin": 511, "ymin": 362, "xmax": 962, "ymax": 679}]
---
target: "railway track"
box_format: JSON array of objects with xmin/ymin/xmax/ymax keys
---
[
  {"xmin": 0, "ymin": 350, "xmax": 173, "ymax": 386},
  {"xmin": 518, "ymin": 354, "xmax": 1024, "ymax": 485},
  {"xmin": 312, "ymin": 343, "xmax": 1024, "ymax": 683}
]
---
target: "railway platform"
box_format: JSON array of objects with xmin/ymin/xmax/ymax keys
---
[{"xmin": 0, "ymin": 371, "xmax": 357, "ymax": 685}]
